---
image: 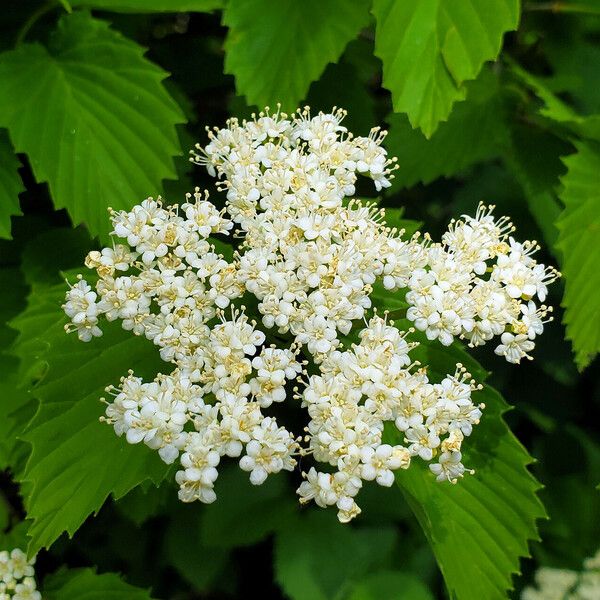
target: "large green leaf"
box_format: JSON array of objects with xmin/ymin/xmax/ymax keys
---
[
  {"xmin": 11, "ymin": 278, "xmax": 169, "ymax": 555},
  {"xmin": 275, "ymin": 511, "xmax": 397, "ymax": 600},
  {"xmin": 199, "ymin": 466, "xmax": 296, "ymax": 549},
  {"xmin": 70, "ymin": 0, "xmax": 223, "ymax": 12},
  {"xmin": 223, "ymin": 0, "xmax": 371, "ymax": 111},
  {"xmin": 43, "ymin": 568, "xmax": 153, "ymax": 600},
  {"xmin": 0, "ymin": 130, "xmax": 23, "ymax": 239},
  {"xmin": 556, "ymin": 141, "xmax": 600, "ymax": 370},
  {"xmin": 1, "ymin": 226, "xmax": 100, "ymax": 475},
  {"xmin": 372, "ymin": 0, "xmax": 519, "ymax": 137},
  {"xmin": 164, "ymin": 505, "xmax": 231, "ymax": 593},
  {"xmin": 386, "ymin": 331, "xmax": 546, "ymax": 600},
  {"xmin": 0, "ymin": 11, "xmax": 185, "ymax": 240},
  {"xmin": 385, "ymin": 70, "xmax": 508, "ymax": 188}
]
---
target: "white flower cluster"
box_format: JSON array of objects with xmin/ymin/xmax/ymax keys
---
[
  {"xmin": 522, "ymin": 549, "xmax": 600, "ymax": 600},
  {"xmin": 192, "ymin": 107, "xmax": 406, "ymax": 361},
  {"xmin": 63, "ymin": 107, "xmax": 557, "ymax": 522},
  {"xmin": 403, "ymin": 205, "xmax": 559, "ymax": 363},
  {"xmin": 65, "ymin": 194, "xmax": 300, "ymax": 502},
  {"xmin": 298, "ymin": 314, "xmax": 482, "ymax": 522},
  {"xmin": 63, "ymin": 190, "xmax": 237, "ymax": 345},
  {"xmin": 0, "ymin": 549, "xmax": 40, "ymax": 600}
]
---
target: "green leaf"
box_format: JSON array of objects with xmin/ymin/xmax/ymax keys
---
[
  {"xmin": 385, "ymin": 70, "xmax": 509, "ymax": 188},
  {"xmin": 0, "ymin": 11, "xmax": 185, "ymax": 240},
  {"xmin": 20, "ymin": 228, "xmax": 92, "ymax": 287},
  {"xmin": 370, "ymin": 281, "xmax": 409, "ymax": 315},
  {"xmin": 11, "ymin": 279, "xmax": 169, "ymax": 555},
  {"xmin": 373, "ymin": 0, "xmax": 519, "ymax": 137},
  {"xmin": 223, "ymin": 0, "xmax": 371, "ymax": 111},
  {"xmin": 385, "ymin": 330, "xmax": 545, "ymax": 599},
  {"xmin": 70, "ymin": 0, "xmax": 223, "ymax": 12},
  {"xmin": 1, "ymin": 226, "xmax": 98, "ymax": 475},
  {"xmin": 2, "ymin": 228, "xmax": 141, "ymax": 484},
  {"xmin": 347, "ymin": 571, "xmax": 434, "ymax": 600},
  {"xmin": 0, "ymin": 353, "xmax": 35, "ymax": 473},
  {"xmin": 0, "ymin": 265, "xmax": 27, "ymax": 346},
  {"xmin": 0, "ymin": 264, "xmax": 33, "ymax": 472},
  {"xmin": 510, "ymin": 63, "xmax": 600, "ymax": 141},
  {"xmin": 275, "ymin": 511, "xmax": 397, "ymax": 600},
  {"xmin": 115, "ymin": 482, "xmax": 170, "ymax": 526},
  {"xmin": 0, "ymin": 130, "xmax": 23, "ymax": 239},
  {"xmin": 556, "ymin": 141, "xmax": 600, "ymax": 369},
  {"xmin": 164, "ymin": 505, "xmax": 230, "ymax": 593},
  {"xmin": 43, "ymin": 568, "xmax": 153, "ymax": 600},
  {"xmin": 199, "ymin": 466, "xmax": 296, "ymax": 549},
  {"xmin": 0, "ymin": 521, "xmax": 32, "ymax": 552}
]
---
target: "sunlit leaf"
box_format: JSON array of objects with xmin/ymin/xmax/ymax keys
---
[
  {"xmin": 556, "ymin": 141, "xmax": 600, "ymax": 369},
  {"xmin": 223, "ymin": 0, "xmax": 371, "ymax": 111},
  {"xmin": 0, "ymin": 11, "xmax": 185, "ymax": 240},
  {"xmin": 373, "ymin": 0, "xmax": 519, "ymax": 137}
]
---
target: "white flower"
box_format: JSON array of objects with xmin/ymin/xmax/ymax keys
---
[
  {"xmin": 494, "ymin": 332, "xmax": 535, "ymax": 364},
  {"xmin": 0, "ymin": 549, "xmax": 39, "ymax": 599},
  {"xmin": 176, "ymin": 432, "xmax": 220, "ymax": 503},
  {"xmin": 405, "ymin": 426, "xmax": 441, "ymax": 461},
  {"xmin": 239, "ymin": 418, "xmax": 297, "ymax": 484},
  {"xmin": 62, "ymin": 278, "xmax": 102, "ymax": 342},
  {"xmin": 13, "ymin": 577, "xmax": 41, "ymax": 600},
  {"xmin": 429, "ymin": 451, "xmax": 471, "ymax": 483},
  {"xmin": 360, "ymin": 444, "xmax": 410, "ymax": 486},
  {"xmin": 519, "ymin": 301, "xmax": 549, "ymax": 340}
]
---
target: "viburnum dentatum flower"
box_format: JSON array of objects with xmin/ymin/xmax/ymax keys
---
[
  {"xmin": 0, "ymin": 549, "xmax": 40, "ymax": 600},
  {"xmin": 402, "ymin": 206, "xmax": 558, "ymax": 361},
  {"xmin": 63, "ymin": 106, "xmax": 558, "ymax": 522}
]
